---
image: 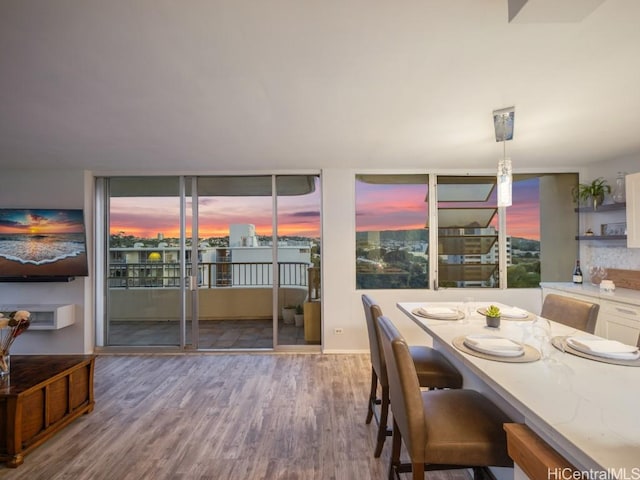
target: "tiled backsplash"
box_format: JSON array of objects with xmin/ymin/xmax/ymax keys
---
[{"xmin": 582, "ymin": 244, "xmax": 640, "ymax": 283}]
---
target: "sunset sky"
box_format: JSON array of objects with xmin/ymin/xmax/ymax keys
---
[
  {"xmin": 355, "ymin": 177, "xmax": 540, "ymax": 240},
  {"xmin": 503, "ymin": 178, "xmax": 541, "ymax": 239},
  {"xmin": 0, "ymin": 209, "xmax": 86, "ymax": 235},
  {"xmin": 110, "ymin": 192, "xmax": 322, "ymax": 239},
  {"xmin": 109, "ymin": 177, "xmax": 540, "ymax": 241}
]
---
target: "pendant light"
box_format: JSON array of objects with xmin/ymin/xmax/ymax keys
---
[{"xmin": 493, "ymin": 107, "xmax": 515, "ymax": 207}]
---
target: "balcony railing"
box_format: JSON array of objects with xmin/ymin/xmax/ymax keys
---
[{"xmin": 108, "ymin": 261, "xmax": 311, "ymax": 289}]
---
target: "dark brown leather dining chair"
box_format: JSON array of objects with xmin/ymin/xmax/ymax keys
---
[
  {"xmin": 540, "ymin": 294, "xmax": 599, "ymax": 334},
  {"xmin": 377, "ymin": 314, "xmax": 513, "ymax": 480},
  {"xmin": 362, "ymin": 294, "xmax": 462, "ymax": 458}
]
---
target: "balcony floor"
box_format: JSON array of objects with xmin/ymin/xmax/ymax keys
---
[{"xmin": 107, "ymin": 318, "xmax": 317, "ymax": 349}]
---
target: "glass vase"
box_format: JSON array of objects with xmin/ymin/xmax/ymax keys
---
[
  {"xmin": 0, "ymin": 353, "xmax": 9, "ymax": 378},
  {"xmin": 612, "ymin": 172, "xmax": 626, "ymax": 203},
  {"xmin": 531, "ymin": 317, "xmax": 552, "ymax": 361}
]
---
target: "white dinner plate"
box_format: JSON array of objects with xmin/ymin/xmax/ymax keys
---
[
  {"xmin": 463, "ymin": 334, "xmax": 525, "ymax": 357},
  {"xmin": 566, "ymin": 337, "xmax": 640, "ymax": 360},
  {"xmin": 412, "ymin": 307, "xmax": 464, "ymax": 320}
]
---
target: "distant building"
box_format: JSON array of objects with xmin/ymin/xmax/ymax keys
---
[
  {"xmin": 229, "ymin": 224, "xmax": 257, "ymax": 247},
  {"xmin": 109, "ymin": 224, "xmax": 311, "ymax": 288},
  {"xmin": 440, "ymin": 226, "xmax": 511, "ymax": 287}
]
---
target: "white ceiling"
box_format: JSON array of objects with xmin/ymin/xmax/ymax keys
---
[{"xmin": 1, "ymin": 0, "xmax": 639, "ymax": 173}]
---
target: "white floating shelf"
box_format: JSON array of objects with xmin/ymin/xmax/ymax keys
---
[{"xmin": 2, "ymin": 304, "xmax": 76, "ymax": 330}]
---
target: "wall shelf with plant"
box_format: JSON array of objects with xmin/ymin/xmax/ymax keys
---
[
  {"xmin": 572, "ymin": 177, "xmax": 612, "ymax": 210},
  {"xmin": 574, "ymin": 202, "xmax": 626, "ymax": 213},
  {"xmin": 575, "ymin": 235, "xmax": 627, "ymax": 241}
]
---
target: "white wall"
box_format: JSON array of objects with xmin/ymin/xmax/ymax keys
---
[
  {"xmin": 321, "ymin": 168, "xmax": 358, "ymax": 351},
  {"xmin": 0, "ymin": 169, "xmax": 93, "ymax": 354}
]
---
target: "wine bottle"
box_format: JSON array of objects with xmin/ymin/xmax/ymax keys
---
[{"xmin": 572, "ymin": 260, "xmax": 583, "ymax": 284}]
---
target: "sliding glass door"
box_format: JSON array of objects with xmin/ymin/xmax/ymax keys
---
[
  {"xmin": 192, "ymin": 175, "xmax": 275, "ymax": 349},
  {"xmin": 98, "ymin": 174, "xmax": 321, "ymax": 350},
  {"xmin": 276, "ymin": 175, "xmax": 322, "ymax": 347},
  {"xmin": 103, "ymin": 177, "xmax": 184, "ymax": 347}
]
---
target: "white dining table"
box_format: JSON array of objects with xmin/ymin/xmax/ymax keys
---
[{"xmin": 397, "ymin": 301, "xmax": 640, "ymax": 479}]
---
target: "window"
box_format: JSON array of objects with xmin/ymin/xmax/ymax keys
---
[
  {"xmin": 506, "ymin": 176, "xmax": 541, "ymax": 288},
  {"xmin": 436, "ymin": 176, "xmax": 500, "ymax": 288},
  {"xmin": 355, "ymin": 174, "xmax": 429, "ymax": 289},
  {"xmin": 97, "ymin": 174, "xmax": 322, "ymax": 350},
  {"xmin": 356, "ymin": 173, "xmax": 573, "ymax": 290}
]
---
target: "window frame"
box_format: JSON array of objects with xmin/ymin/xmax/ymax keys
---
[{"xmin": 356, "ymin": 172, "xmax": 562, "ymax": 291}]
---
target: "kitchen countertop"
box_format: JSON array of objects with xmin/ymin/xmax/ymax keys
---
[
  {"xmin": 398, "ymin": 301, "xmax": 640, "ymax": 476},
  {"xmin": 540, "ymin": 282, "xmax": 640, "ymax": 307}
]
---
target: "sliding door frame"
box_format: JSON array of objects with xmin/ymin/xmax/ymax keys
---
[{"xmin": 95, "ymin": 172, "xmax": 322, "ymax": 353}]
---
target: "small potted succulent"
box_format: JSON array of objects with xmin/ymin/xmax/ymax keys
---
[{"xmin": 484, "ymin": 305, "xmax": 501, "ymax": 328}]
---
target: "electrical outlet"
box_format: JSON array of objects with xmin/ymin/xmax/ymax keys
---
[{"xmin": 334, "ymin": 327, "xmax": 344, "ymax": 335}]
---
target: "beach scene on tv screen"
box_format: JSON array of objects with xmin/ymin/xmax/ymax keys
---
[{"xmin": 0, "ymin": 209, "xmax": 88, "ymax": 278}]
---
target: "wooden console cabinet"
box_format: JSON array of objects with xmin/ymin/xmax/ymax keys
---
[{"xmin": 0, "ymin": 355, "xmax": 95, "ymax": 467}]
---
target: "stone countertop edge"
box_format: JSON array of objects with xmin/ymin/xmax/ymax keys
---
[{"xmin": 540, "ymin": 282, "xmax": 640, "ymax": 307}]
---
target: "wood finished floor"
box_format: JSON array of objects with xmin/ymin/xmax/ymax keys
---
[{"xmin": 0, "ymin": 354, "xmax": 472, "ymax": 480}]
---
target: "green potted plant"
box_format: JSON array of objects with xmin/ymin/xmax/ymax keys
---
[
  {"xmin": 282, "ymin": 305, "xmax": 296, "ymax": 325},
  {"xmin": 484, "ymin": 305, "xmax": 501, "ymax": 328},
  {"xmin": 572, "ymin": 177, "xmax": 611, "ymax": 210}
]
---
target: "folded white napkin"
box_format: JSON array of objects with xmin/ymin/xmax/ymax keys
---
[
  {"xmin": 500, "ymin": 307, "xmax": 529, "ymax": 318},
  {"xmin": 567, "ymin": 336, "xmax": 640, "ymax": 360},
  {"xmin": 464, "ymin": 334, "xmax": 524, "ymax": 357},
  {"xmin": 417, "ymin": 307, "xmax": 459, "ymax": 318}
]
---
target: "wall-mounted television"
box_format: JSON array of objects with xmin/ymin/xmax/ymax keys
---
[{"xmin": 0, "ymin": 209, "xmax": 89, "ymax": 282}]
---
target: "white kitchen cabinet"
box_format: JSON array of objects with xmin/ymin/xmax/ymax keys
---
[
  {"xmin": 540, "ymin": 283, "xmax": 640, "ymax": 345},
  {"xmin": 599, "ymin": 299, "xmax": 640, "ymax": 346},
  {"xmin": 627, "ymin": 172, "xmax": 640, "ymax": 248}
]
